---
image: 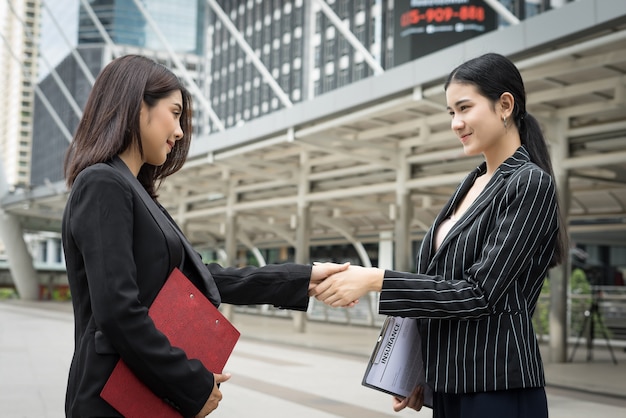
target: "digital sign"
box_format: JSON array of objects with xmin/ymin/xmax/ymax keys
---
[{"xmin": 394, "ymin": 0, "xmax": 498, "ymax": 65}]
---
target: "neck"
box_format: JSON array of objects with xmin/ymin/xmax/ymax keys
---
[
  {"xmin": 118, "ymin": 147, "xmax": 143, "ymax": 177},
  {"xmin": 484, "ymin": 131, "xmax": 521, "ymax": 176}
]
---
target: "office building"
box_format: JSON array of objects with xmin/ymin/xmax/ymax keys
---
[
  {"xmin": 31, "ymin": 44, "xmax": 204, "ymax": 186},
  {"xmin": 203, "ymin": 0, "xmax": 552, "ymax": 131},
  {"xmin": 78, "ymin": 0, "xmax": 206, "ymax": 55},
  {"xmin": 205, "ymin": 0, "xmax": 394, "ymax": 130},
  {"xmin": 0, "ymin": 0, "xmax": 41, "ymax": 188},
  {"xmin": 31, "ymin": 0, "xmax": 206, "ymax": 186},
  {"xmin": 31, "ymin": 45, "xmax": 104, "ymax": 186}
]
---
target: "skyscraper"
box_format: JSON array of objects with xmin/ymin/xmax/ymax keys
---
[
  {"xmin": 31, "ymin": 0, "xmax": 206, "ymax": 186},
  {"xmin": 30, "ymin": 45, "xmax": 105, "ymax": 187},
  {"xmin": 78, "ymin": 0, "xmax": 206, "ymax": 54},
  {"xmin": 0, "ymin": 0, "xmax": 41, "ymax": 188}
]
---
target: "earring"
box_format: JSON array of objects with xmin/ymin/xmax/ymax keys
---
[{"xmin": 502, "ymin": 116, "xmax": 508, "ymax": 129}]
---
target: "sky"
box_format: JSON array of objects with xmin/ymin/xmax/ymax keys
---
[{"xmin": 38, "ymin": 0, "xmax": 79, "ymax": 79}]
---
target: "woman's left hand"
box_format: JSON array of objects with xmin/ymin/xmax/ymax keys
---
[
  {"xmin": 309, "ymin": 262, "xmax": 360, "ymax": 307},
  {"xmin": 392, "ymin": 385, "xmax": 424, "ymax": 412},
  {"xmin": 309, "ymin": 262, "xmax": 350, "ymax": 288}
]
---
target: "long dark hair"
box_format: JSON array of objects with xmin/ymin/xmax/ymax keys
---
[
  {"xmin": 445, "ymin": 53, "xmax": 567, "ymax": 266},
  {"xmin": 64, "ymin": 54, "xmax": 192, "ymax": 197}
]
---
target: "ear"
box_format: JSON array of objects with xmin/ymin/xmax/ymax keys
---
[
  {"xmin": 499, "ymin": 92, "xmax": 514, "ymax": 118},
  {"xmin": 139, "ymin": 100, "xmax": 149, "ymax": 125}
]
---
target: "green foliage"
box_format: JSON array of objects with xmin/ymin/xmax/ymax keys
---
[
  {"xmin": 570, "ymin": 268, "xmax": 591, "ymax": 337},
  {"xmin": 532, "ymin": 277, "xmax": 550, "ymax": 340},
  {"xmin": 531, "ymin": 268, "xmax": 612, "ymax": 341},
  {"xmin": 0, "ymin": 288, "xmax": 18, "ymax": 299}
]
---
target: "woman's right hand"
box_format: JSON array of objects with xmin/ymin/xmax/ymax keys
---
[
  {"xmin": 195, "ymin": 372, "xmax": 231, "ymax": 417},
  {"xmin": 392, "ymin": 384, "xmax": 424, "ymax": 412},
  {"xmin": 310, "ymin": 265, "xmax": 384, "ymax": 307}
]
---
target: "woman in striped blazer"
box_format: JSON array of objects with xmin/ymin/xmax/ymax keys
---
[{"xmin": 310, "ymin": 53, "xmax": 567, "ymax": 418}]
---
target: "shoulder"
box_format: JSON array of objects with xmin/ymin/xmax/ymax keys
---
[
  {"xmin": 70, "ymin": 163, "xmax": 133, "ymax": 200},
  {"xmin": 507, "ymin": 161, "xmax": 555, "ymax": 198},
  {"xmin": 73, "ymin": 163, "xmax": 128, "ymax": 188},
  {"xmin": 500, "ymin": 147, "xmax": 554, "ymax": 187}
]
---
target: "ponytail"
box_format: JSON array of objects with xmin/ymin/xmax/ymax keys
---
[{"xmin": 518, "ymin": 112, "xmax": 568, "ymax": 267}]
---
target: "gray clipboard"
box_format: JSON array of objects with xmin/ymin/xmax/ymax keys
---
[{"xmin": 362, "ymin": 316, "xmax": 433, "ymax": 407}]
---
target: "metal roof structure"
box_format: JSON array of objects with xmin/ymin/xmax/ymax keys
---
[{"xmin": 3, "ymin": 1, "xmax": 626, "ymax": 260}]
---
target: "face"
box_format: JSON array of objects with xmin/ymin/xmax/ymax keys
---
[
  {"xmin": 446, "ymin": 82, "xmax": 506, "ymax": 157},
  {"xmin": 139, "ymin": 90, "xmax": 184, "ymax": 166}
]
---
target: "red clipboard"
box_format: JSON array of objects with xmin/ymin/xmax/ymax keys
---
[{"xmin": 101, "ymin": 268, "xmax": 240, "ymax": 418}]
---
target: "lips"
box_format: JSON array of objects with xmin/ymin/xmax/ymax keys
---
[
  {"xmin": 166, "ymin": 140, "xmax": 174, "ymax": 152},
  {"xmin": 459, "ymin": 133, "xmax": 471, "ymax": 143}
]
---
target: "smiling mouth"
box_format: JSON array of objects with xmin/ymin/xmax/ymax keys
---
[{"xmin": 166, "ymin": 141, "xmax": 174, "ymax": 151}]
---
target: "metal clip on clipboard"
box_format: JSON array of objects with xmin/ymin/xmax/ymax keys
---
[{"xmin": 368, "ymin": 316, "xmax": 394, "ymax": 365}]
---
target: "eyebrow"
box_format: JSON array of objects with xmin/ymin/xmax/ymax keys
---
[
  {"xmin": 173, "ymin": 102, "xmax": 182, "ymax": 111},
  {"xmin": 446, "ymin": 98, "xmax": 471, "ymax": 110}
]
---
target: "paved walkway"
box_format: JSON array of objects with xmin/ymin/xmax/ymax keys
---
[
  {"xmin": 229, "ymin": 309, "xmax": 626, "ymax": 400},
  {"xmin": 1, "ymin": 300, "xmax": 625, "ymax": 417}
]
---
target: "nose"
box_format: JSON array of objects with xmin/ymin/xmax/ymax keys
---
[
  {"xmin": 451, "ymin": 115, "xmax": 464, "ymax": 132},
  {"xmin": 174, "ymin": 124, "xmax": 184, "ymax": 140}
]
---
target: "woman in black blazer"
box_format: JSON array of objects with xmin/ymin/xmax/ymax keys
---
[
  {"xmin": 62, "ymin": 55, "xmax": 347, "ymax": 417},
  {"xmin": 310, "ymin": 53, "xmax": 567, "ymax": 418}
]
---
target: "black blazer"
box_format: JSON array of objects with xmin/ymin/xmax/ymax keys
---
[
  {"xmin": 379, "ymin": 147, "xmax": 559, "ymax": 395},
  {"xmin": 62, "ymin": 156, "xmax": 312, "ymax": 417}
]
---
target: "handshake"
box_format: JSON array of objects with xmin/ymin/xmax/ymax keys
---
[
  {"xmin": 308, "ymin": 262, "xmax": 426, "ymax": 413},
  {"xmin": 308, "ymin": 262, "xmax": 385, "ymax": 308}
]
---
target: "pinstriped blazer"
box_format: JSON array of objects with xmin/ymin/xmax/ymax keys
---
[{"xmin": 379, "ymin": 146, "xmax": 559, "ymax": 395}]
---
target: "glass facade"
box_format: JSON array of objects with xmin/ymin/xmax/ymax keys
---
[
  {"xmin": 78, "ymin": 0, "xmax": 205, "ymax": 54},
  {"xmin": 206, "ymin": 0, "xmax": 392, "ymax": 131},
  {"xmin": 31, "ymin": 46, "xmax": 106, "ymax": 186}
]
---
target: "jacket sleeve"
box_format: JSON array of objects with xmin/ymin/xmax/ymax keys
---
[
  {"xmin": 209, "ymin": 262, "xmax": 312, "ymax": 310},
  {"xmin": 379, "ymin": 167, "xmax": 559, "ymax": 319},
  {"xmin": 68, "ymin": 168, "xmax": 213, "ymax": 417}
]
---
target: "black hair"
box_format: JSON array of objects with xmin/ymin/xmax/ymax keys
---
[{"xmin": 64, "ymin": 54, "xmax": 192, "ymax": 198}]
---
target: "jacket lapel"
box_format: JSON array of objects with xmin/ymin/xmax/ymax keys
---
[
  {"xmin": 425, "ymin": 147, "xmax": 531, "ymax": 270},
  {"xmin": 420, "ymin": 165, "xmax": 482, "ymax": 270},
  {"xmin": 109, "ymin": 157, "xmax": 181, "ymax": 271},
  {"xmin": 108, "ymin": 157, "xmax": 221, "ymax": 306}
]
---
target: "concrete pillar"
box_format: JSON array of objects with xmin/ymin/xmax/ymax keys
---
[
  {"xmin": 221, "ymin": 213, "xmax": 237, "ymax": 321},
  {"xmin": 293, "ymin": 203, "xmax": 311, "ymax": 333},
  {"xmin": 293, "ymin": 151, "xmax": 311, "ymax": 333},
  {"xmin": 393, "ymin": 193, "xmax": 412, "ymax": 272},
  {"xmin": 378, "ymin": 231, "xmax": 394, "ymax": 270},
  {"xmin": 0, "ymin": 156, "xmax": 39, "ymax": 300},
  {"xmin": 547, "ymin": 117, "xmax": 570, "ymax": 363},
  {"xmin": 0, "ymin": 210, "xmax": 39, "ymax": 300},
  {"xmin": 46, "ymin": 238, "xmax": 59, "ymax": 264},
  {"xmin": 220, "ymin": 175, "xmax": 238, "ymax": 321},
  {"xmin": 394, "ymin": 151, "xmax": 412, "ymax": 272}
]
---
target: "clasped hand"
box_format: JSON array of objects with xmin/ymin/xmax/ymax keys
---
[
  {"xmin": 309, "ymin": 262, "xmax": 384, "ymax": 307},
  {"xmin": 195, "ymin": 372, "xmax": 231, "ymax": 417}
]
